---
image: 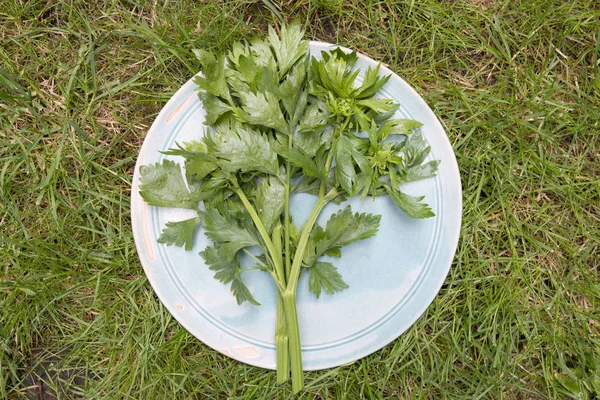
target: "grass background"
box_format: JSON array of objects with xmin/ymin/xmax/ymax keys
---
[{"xmin": 1, "ymin": 0, "xmax": 599, "ymax": 398}]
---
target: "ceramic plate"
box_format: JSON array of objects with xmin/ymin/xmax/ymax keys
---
[{"xmin": 131, "ymin": 41, "xmax": 462, "ymax": 370}]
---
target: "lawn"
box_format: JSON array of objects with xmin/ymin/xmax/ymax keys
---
[{"xmin": 1, "ymin": 0, "xmax": 599, "ymax": 398}]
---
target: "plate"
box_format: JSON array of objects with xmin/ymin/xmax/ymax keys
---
[{"xmin": 131, "ymin": 41, "xmax": 462, "ymax": 370}]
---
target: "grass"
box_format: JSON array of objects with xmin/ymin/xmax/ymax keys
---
[{"xmin": 1, "ymin": 0, "xmax": 599, "ymax": 398}]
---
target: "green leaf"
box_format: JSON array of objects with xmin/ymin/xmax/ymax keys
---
[
  {"xmin": 292, "ymin": 175, "xmax": 320, "ymax": 195},
  {"xmin": 306, "ymin": 225, "xmax": 328, "ymax": 265},
  {"xmin": 161, "ymin": 140, "xmax": 210, "ymax": 157},
  {"xmin": 308, "ymin": 261, "xmax": 349, "ymax": 298},
  {"xmin": 307, "ymin": 70, "xmax": 331, "ymax": 98},
  {"xmin": 198, "ymin": 170, "xmax": 230, "ymax": 203},
  {"xmin": 356, "ymin": 98, "xmax": 397, "ymax": 114},
  {"xmin": 198, "ymin": 91, "xmax": 231, "ymax": 125},
  {"xmin": 315, "ymin": 53, "xmax": 360, "ymax": 98},
  {"xmin": 236, "ymin": 55, "xmax": 262, "ymax": 86},
  {"xmin": 227, "ymin": 40, "xmax": 250, "ymax": 67},
  {"xmin": 267, "ymin": 22, "xmax": 309, "ymax": 78},
  {"xmin": 255, "ymin": 176, "xmax": 285, "ymax": 233},
  {"xmin": 175, "ymin": 140, "xmax": 208, "ymax": 153},
  {"xmin": 354, "ymin": 106, "xmax": 373, "ymax": 133},
  {"xmin": 385, "ymin": 186, "xmax": 434, "ymax": 219},
  {"xmin": 200, "ymin": 245, "xmax": 260, "ymax": 305},
  {"xmin": 275, "ymin": 145, "xmax": 321, "ymax": 179},
  {"xmin": 295, "ymin": 107, "xmax": 333, "ymax": 157},
  {"xmin": 292, "ymin": 128, "xmax": 324, "ymax": 159},
  {"xmin": 350, "ymin": 144, "xmax": 371, "ymax": 175},
  {"xmin": 185, "ymin": 156, "xmax": 217, "ymax": 186},
  {"xmin": 400, "ymin": 132, "xmax": 431, "ymax": 168},
  {"xmin": 324, "ymin": 247, "xmax": 341, "ymax": 258},
  {"xmin": 321, "ymin": 48, "xmax": 358, "ymax": 68},
  {"xmin": 354, "ymin": 64, "xmax": 390, "ymax": 99},
  {"xmin": 401, "ymin": 160, "xmax": 440, "ymax": 183},
  {"xmin": 208, "ymin": 125, "xmax": 279, "ymax": 175},
  {"xmin": 201, "ymin": 245, "xmax": 235, "ymax": 282},
  {"xmin": 230, "ymin": 55, "xmax": 279, "ymax": 95},
  {"xmin": 298, "ymin": 101, "xmax": 331, "ymax": 134},
  {"xmin": 230, "ymin": 276, "xmax": 261, "ymax": 306},
  {"xmin": 249, "ymin": 37, "xmax": 276, "ymax": 69},
  {"xmin": 279, "ymin": 61, "xmax": 308, "ymax": 119},
  {"xmin": 372, "ymin": 103, "xmax": 401, "ymax": 124},
  {"xmin": 226, "ymin": 70, "xmax": 251, "ymax": 97},
  {"xmin": 201, "ymin": 206, "xmax": 260, "ymax": 259},
  {"xmin": 139, "ymin": 160, "xmax": 205, "ymax": 209},
  {"xmin": 303, "ymin": 206, "xmax": 380, "ymax": 265},
  {"xmin": 334, "ymin": 135, "xmax": 362, "ymax": 195},
  {"xmin": 158, "ymin": 217, "xmax": 202, "ymax": 251},
  {"xmin": 379, "ymin": 119, "xmax": 423, "ymax": 139},
  {"xmin": 160, "ymin": 141, "xmax": 218, "ymax": 188},
  {"xmin": 334, "ymin": 136, "xmax": 357, "ymax": 195},
  {"xmin": 193, "ymin": 50, "xmax": 232, "ymax": 103},
  {"xmin": 322, "ymin": 207, "xmax": 353, "ymax": 244},
  {"xmin": 235, "ymin": 90, "xmax": 288, "ymax": 133},
  {"xmin": 328, "ymin": 207, "xmax": 381, "ymax": 248},
  {"xmin": 291, "ymin": 90, "xmax": 309, "ymax": 127},
  {"xmin": 161, "ymin": 141, "xmax": 216, "ymax": 161}
]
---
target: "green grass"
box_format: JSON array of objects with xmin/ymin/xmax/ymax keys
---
[{"xmin": 1, "ymin": 0, "xmax": 599, "ymax": 398}]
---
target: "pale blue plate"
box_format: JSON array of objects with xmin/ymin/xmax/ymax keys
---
[{"xmin": 131, "ymin": 41, "xmax": 462, "ymax": 370}]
